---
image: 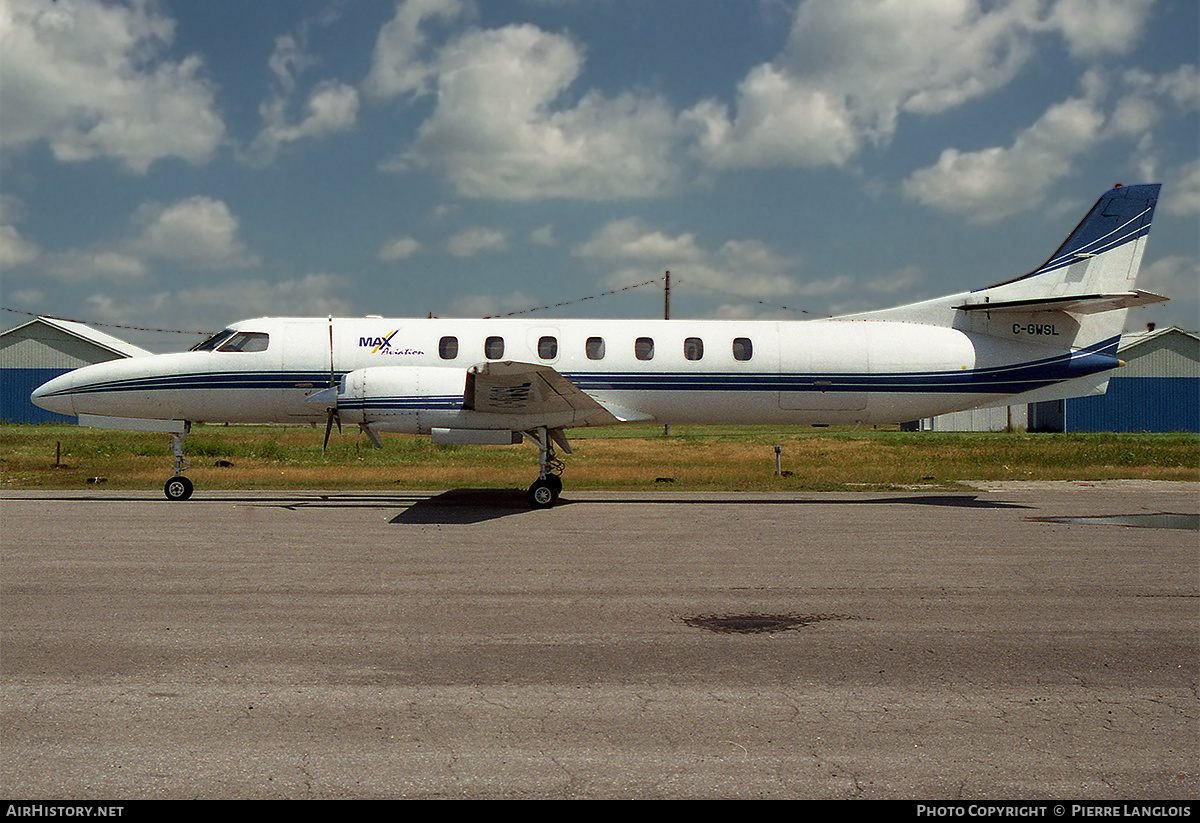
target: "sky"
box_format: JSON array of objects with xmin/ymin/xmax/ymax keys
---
[{"xmin": 1, "ymin": 0, "xmax": 1197, "ymax": 352}]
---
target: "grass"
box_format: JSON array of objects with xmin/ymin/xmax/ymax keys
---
[{"xmin": 1, "ymin": 423, "xmax": 1196, "ymax": 493}]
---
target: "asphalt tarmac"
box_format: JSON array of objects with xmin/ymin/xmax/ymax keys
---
[{"xmin": 1, "ymin": 482, "xmax": 1196, "ymax": 800}]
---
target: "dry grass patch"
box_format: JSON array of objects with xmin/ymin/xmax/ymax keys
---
[{"xmin": 2, "ymin": 424, "xmax": 1196, "ymax": 492}]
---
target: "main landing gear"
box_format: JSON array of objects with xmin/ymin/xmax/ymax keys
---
[
  {"xmin": 523, "ymin": 427, "xmax": 568, "ymax": 509},
  {"xmin": 163, "ymin": 423, "xmax": 194, "ymax": 500}
]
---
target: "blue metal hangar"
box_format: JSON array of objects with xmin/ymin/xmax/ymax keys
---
[
  {"xmin": 1052, "ymin": 326, "xmax": 1199, "ymax": 433},
  {"xmin": 0, "ymin": 316, "xmax": 150, "ymax": 424},
  {"xmin": 903, "ymin": 326, "xmax": 1196, "ymax": 434}
]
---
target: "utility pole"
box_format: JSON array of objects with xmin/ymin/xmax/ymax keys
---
[{"xmin": 664, "ymin": 271, "xmax": 671, "ymax": 437}]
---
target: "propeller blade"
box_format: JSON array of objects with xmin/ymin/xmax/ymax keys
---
[
  {"xmin": 322, "ymin": 407, "xmax": 341, "ymax": 455},
  {"xmin": 360, "ymin": 424, "xmax": 383, "ymax": 449}
]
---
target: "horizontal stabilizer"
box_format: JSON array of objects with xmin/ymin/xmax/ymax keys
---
[{"xmin": 955, "ymin": 290, "xmax": 1168, "ymax": 315}]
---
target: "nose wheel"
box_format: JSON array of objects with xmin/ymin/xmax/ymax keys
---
[{"xmin": 164, "ymin": 475, "xmax": 194, "ymax": 500}]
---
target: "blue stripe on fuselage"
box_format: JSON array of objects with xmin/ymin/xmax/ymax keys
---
[{"xmin": 41, "ymin": 342, "xmax": 1120, "ymax": 403}]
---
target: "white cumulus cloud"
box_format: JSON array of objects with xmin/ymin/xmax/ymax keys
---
[
  {"xmin": 576, "ymin": 218, "xmax": 796, "ymax": 298},
  {"xmin": 364, "ymin": 0, "xmax": 466, "ymax": 100},
  {"xmin": 903, "ymin": 59, "xmax": 1199, "ymax": 222},
  {"xmin": 445, "ymin": 226, "xmax": 507, "ymax": 257},
  {"xmin": 0, "ymin": 225, "xmax": 40, "ymax": 268},
  {"xmin": 29, "ymin": 196, "xmax": 257, "ymax": 282},
  {"xmin": 689, "ymin": 0, "xmax": 1160, "ymax": 172},
  {"xmin": 245, "ymin": 33, "xmax": 359, "ymax": 165},
  {"xmin": 132, "ymin": 197, "xmax": 257, "ymax": 268},
  {"xmin": 0, "ymin": 0, "xmax": 224, "ymax": 173},
  {"xmin": 379, "ymin": 236, "xmax": 421, "ymax": 261},
  {"xmin": 903, "ymin": 94, "xmax": 1106, "ymax": 222},
  {"xmin": 391, "ymin": 24, "xmax": 689, "ymax": 200}
]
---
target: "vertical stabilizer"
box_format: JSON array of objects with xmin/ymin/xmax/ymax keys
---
[
  {"xmin": 970, "ymin": 183, "xmax": 1161, "ymax": 350},
  {"xmin": 835, "ymin": 184, "xmax": 1165, "ymax": 348}
]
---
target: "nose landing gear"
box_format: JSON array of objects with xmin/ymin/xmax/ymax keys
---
[{"xmin": 163, "ymin": 423, "xmax": 193, "ymax": 500}]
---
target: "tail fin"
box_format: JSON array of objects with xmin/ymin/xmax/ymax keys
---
[
  {"xmin": 839, "ymin": 184, "xmax": 1166, "ymax": 350},
  {"xmin": 957, "ymin": 183, "xmax": 1165, "ymax": 350}
]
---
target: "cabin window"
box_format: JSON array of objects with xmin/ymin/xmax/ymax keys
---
[
  {"xmin": 439, "ymin": 336, "xmax": 459, "ymax": 360},
  {"xmin": 635, "ymin": 337, "xmax": 655, "ymax": 361},
  {"xmin": 586, "ymin": 337, "xmax": 606, "ymax": 360},
  {"xmin": 485, "ymin": 336, "xmax": 505, "ymax": 359},
  {"xmin": 217, "ymin": 331, "xmax": 269, "ymax": 353},
  {"xmin": 684, "ymin": 337, "xmax": 704, "ymax": 361},
  {"xmin": 733, "ymin": 337, "xmax": 753, "ymax": 361},
  {"xmin": 538, "ymin": 336, "xmax": 558, "ymax": 359}
]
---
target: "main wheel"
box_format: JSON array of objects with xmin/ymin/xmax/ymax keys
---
[
  {"xmin": 164, "ymin": 476, "xmax": 194, "ymax": 501},
  {"xmin": 527, "ymin": 478, "xmax": 558, "ymax": 509}
]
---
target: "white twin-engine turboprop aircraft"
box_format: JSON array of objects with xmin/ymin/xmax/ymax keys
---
[{"xmin": 33, "ymin": 183, "xmax": 1166, "ymax": 507}]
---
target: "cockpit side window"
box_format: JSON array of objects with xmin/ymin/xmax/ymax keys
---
[
  {"xmin": 217, "ymin": 331, "xmax": 270, "ymax": 353},
  {"xmin": 191, "ymin": 329, "xmax": 236, "ymax": 351}
]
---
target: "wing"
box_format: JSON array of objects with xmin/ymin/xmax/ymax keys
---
[{"xmin": 463, "ymin": 360, "xmax": 650, "ymax": 427}]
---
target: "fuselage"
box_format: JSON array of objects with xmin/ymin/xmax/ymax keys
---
[
  {"xmin": 24, "ymin": 183, "xmax": 1157, "ymax": 506},
  {"xmin": 32, "ymin": 315, "xmax": 1121, "ymax": 430}
]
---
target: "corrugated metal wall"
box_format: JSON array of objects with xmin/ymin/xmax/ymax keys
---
[
  {"xmin": 1063, "ymin": 330, "xmax": 1200, "ymax": 433},
  {"xmin": 0, "ymin": 332, "xmax": 117, "ymax": 370},
  {"xmin": 1, "ymin": 369, "xmax": 76, "ymax": 423},
  {"xmin": 1117, "ymin": 332, "xmax": 1200, "ymax": 379},
  {"xmin": 921, "ymin": 405, "xmax": 1027, "ymax": 432},
  {"xmin": 915, "ymin": 328, "xmax": 1197, "ymax": 433},
  {"xmin": 1, "ymin": 321, "xmax": 126, "ymax": 423},
  {"xmin": 1067, "ymin": 377, "xmax": 1199, "ymax": 432}
]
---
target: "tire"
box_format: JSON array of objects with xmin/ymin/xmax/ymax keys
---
[
  {"xmin": 527, "ymin": 479, "xmax": 558, "ymax": 509},
  {"xmin": 164, "ymin": 476, "xmax": 194, "ymax": 501}
]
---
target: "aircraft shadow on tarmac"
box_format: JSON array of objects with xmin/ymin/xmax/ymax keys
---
[
  {"xmin": 7, "ymin": 489, "xmax": 1035, "ymax": 527},
  {"xmin": 29, "ymin": 490, "xmax": 1198, "ymax": 530},
  {"xmin": 389, "ymin": 489, "xmax": 543, "ymax": 524},
  {"xmin": 386, "ymin": 489, "xmax": 1034, "ymax": 525}
]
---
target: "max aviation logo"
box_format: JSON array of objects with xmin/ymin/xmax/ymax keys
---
[{"xmin": 358, "ymin": 330, "xmax": 423, "ymax": 356}]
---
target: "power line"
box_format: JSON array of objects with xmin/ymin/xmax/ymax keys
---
[
  {"xmin": 2, "ymin": 306, "xmax": 214, "ymax": 336},
  {"xmin": 6, "ymin": 274, "xmax": 811, "ymax": 335},
  {"xmin": 481, "ymin": 277, "xmax": 664, "ymax": 318},
  {"xmin": 674, "ymin": 281, "xmax": 811, "ymax": 314}
]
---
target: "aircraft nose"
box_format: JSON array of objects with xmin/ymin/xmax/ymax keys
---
[{"xmin": 31, "ymin": 372, "xmax": 77, "ymax": 417}]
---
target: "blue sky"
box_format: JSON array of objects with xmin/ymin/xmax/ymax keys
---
[{"xmin": 2, "ymin": 0, "xmax": 1196, "ymax": 352}]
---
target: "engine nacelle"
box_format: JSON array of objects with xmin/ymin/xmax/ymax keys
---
[
  {"xmin": 332, "ymin": 366, "xmax": 468, "ymax": 433},
  {"xmin": 316, "ymin": 361, "xmax": 612, "ymax": 436}
]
